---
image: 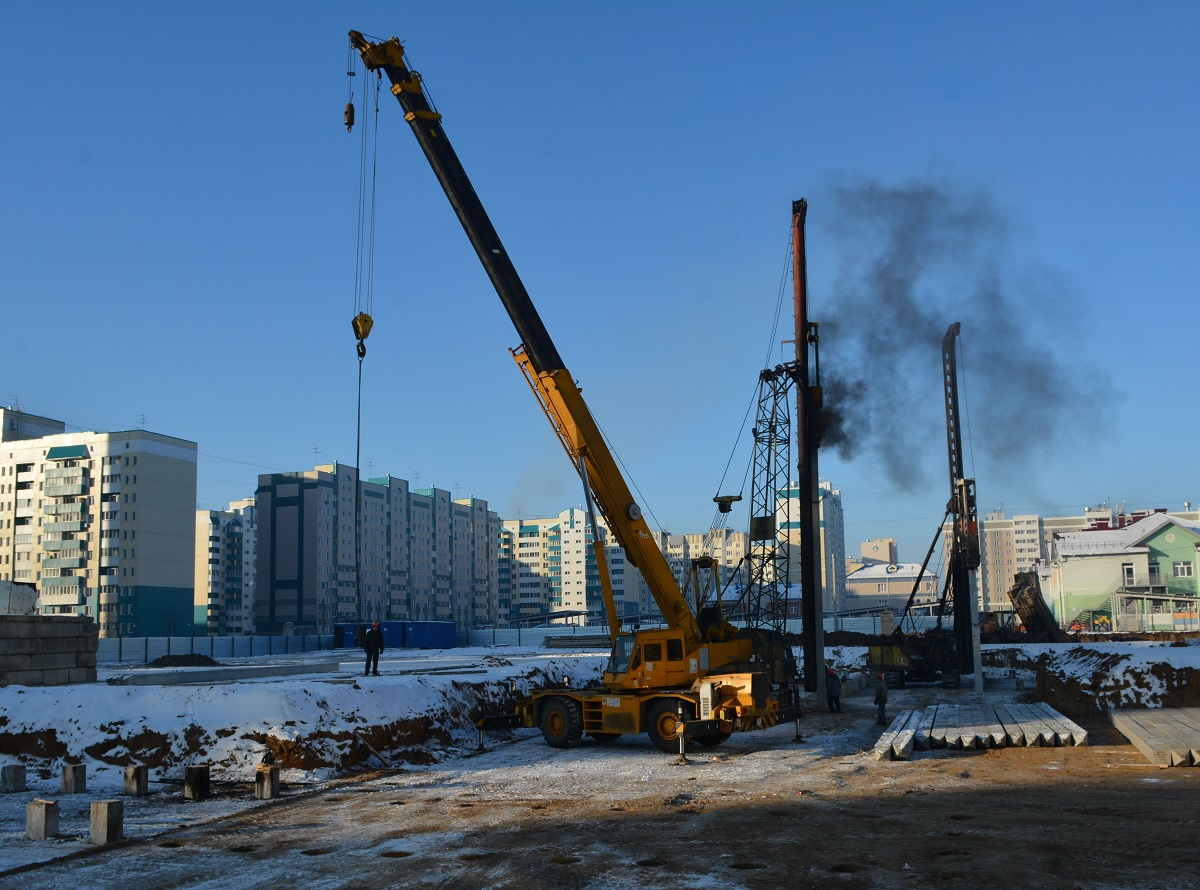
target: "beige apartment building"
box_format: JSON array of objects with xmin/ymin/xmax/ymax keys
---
[{"xmin": 0, "ymin": 407, "xmax": 197, "ymax": 637}]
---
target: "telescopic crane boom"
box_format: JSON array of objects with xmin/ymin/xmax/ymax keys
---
[{"xmin": 349, "ymin": 30, "xmax": 799, "ymax": 751}]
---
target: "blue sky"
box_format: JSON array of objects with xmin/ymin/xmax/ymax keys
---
[{"xmin": 3, "ymin": 2, "xmax": 1197, "ymax": 565}]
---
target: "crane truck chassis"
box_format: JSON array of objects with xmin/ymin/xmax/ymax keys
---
[{"xmin": 350, "ymin": 30, "xmax": 802, "ymax": 752}]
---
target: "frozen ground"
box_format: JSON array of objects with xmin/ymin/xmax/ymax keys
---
[{"xmin": 2, "ymin": 641, "xmax": 1198, "ymax": 885}]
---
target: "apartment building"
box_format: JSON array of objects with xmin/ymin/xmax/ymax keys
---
[
  {"xmin": 500, "ymin": 508, "xmax": 639, "ymax": 626},
  {"xmin": 195, "ymin": 498, "xmax": 257, "ymax": 634},
  {"xmin": 949, "ymin": 503, "xmax": 1200, "ymax": 611},
  {"xmin": 254, "ymin": 464, "xmax": 498, "ymax": 633},
  {"xmin": 0, "ymin": 408, "xmax": 197, "ymax": 637},
  {"xmin": 775, "ymin": 480, "xmax": 848, "ymax": 613}
]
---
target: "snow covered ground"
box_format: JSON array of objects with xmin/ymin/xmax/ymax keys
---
[{"xmin": 1, "ymin": 640, "xmax": 1198, "ymax": 877}]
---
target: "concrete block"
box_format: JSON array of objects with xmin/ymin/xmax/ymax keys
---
[
  {"xmin": 62, "ymin": 763, "xmax": 87, "ymax": 794},
  {"xmin": 67, "ymin": 667, "xmax": 96, "ymax": 684},
  {"xmin": 31, "ymin": 653, "xmax": 76, "ymax": 672},
  {"xmin": 185, "ymin": 765, "xmax": 210, "ymax": 801},
  {"xmin": 41, "ymin": 620, "xmax": 85, "ymax": 639},
  {"xmin": 0, "ymin": 616, "xmax": 39, "ymax": 638},
  {"xmin": 0, "ymin": 638, "xmax": 42, "ymax": 656},
  {"xmin": 1, "ymin": 670, "xmax": 44, "ymax": 687},
  {"xmin": 42, "ymin": 637, "xmax": 80, "ymax": 655},
  {"xmin": 40, "ymin": 668, "xmax": 74, "ymax": 685},
  {"xmin": 90, "ymin": 799, "xmax": 123, "ymax": 845},
  {"xmin": 2, "ymin": 764, "xmax": 28, "ymax": 792},
  {"xmin": 255, "ymin": 764, "xmax": 281, "ymax": 800},
  {"xmin": 82, "ymin": 634, "xmax": 99, "ymax": 652},
  {"xmin": 0, "ymin": 654, "xmax": 34, "ymax": 672},
  {"xmin": 75, "ymin": 651, "xmax": 98, "ymax": 668},
  {"xmin": 26, "ymin": 799, "xmax": 59, "ymax": 840},
  {"xmin": 124, "ymin": 764, "xmax": 148, "ymax": 796}
]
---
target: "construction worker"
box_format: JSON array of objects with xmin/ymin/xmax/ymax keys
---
[
  {"xmin": 363, "ymin": 621, "xmax": 384, "ymax": 676},
  {"xmin": 874, "ymin": 671, "xmax": 889, "ymax": 726},
  {"xmin": 825, "ymin": 667, "xmax": 842, "ymax": 713}
]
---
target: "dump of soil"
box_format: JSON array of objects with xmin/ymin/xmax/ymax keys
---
[
  {"xmin": 147, "ymin": 654, "xmax": 221, "ymax": 668},
  {"xmin": 11, "ymin": 687, "xmax": 1199, "ymax": 890}
]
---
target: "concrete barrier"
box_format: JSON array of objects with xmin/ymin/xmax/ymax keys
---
[
  {"xmin": 2, "ymin": 764, "xmax": 27, "ymax": 792},
  {"xmin": 105, "ymin": 660, "xmax": 341, "ymax": 687},
  {"xmin": 185, "ymin": 765, "xmax": 210, "ymax": 801},
  {"xmin": 90, "ymin": 800, "xmax": 124, "ymax": 844},
  {"xmin": 255, "ymin": 764, "xmax": 281, "ymax": 800},
  {"xmin": 124, "ymin": 764, "xmax": 148, "ymax": 796},
  {"xmin": 62, "ymin": 763, "xmax": 86, "ymax": 794},
  {"xmin": 0, "ymin": 615, "xmax": 98, "ymax": 686},
  {"xmin": 26, "ymin": 799, "xmax": 59, "ymax": 840}
]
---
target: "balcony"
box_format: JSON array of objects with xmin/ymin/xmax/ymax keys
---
[
  {"xmin": 40, "ymin": 575, "xmax": 85, "ymax": 590},
  {"xmin": 43, "ymin": 539, "xmax": 85, "ymax": 552},
  {"xmin": 43, "ymin": 556, "xmax": 85, "ymax": 570},
  {"xmin": 39, "ymin": 589, "xmax": 86, "ymax": 607},
  {"xmin": 46, "ymin": 520, "xmax": 85, "ymax": 534},
  {"xmin": 45, "ymin": 466, "xmax": 89, "ymax": 482},
  {"xmin": 46, "ymin": 483, "xmax": 87, "ymax": 498}
]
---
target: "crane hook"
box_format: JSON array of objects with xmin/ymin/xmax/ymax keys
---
[
  {"xmin": 352, "ymin": 311, "xmax": 373, "ymax": 358},
  {"xmin": 344, "ymin": 102, "xmax": 355, "ymax": 133}
]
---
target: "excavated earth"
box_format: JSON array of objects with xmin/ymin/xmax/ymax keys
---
[{"xmin": 3, "ymin": 643, "xmax": 1199, "ymax": 888}]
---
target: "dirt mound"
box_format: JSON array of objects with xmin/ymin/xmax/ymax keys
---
[{"xmin": 148, "ymin": 654, "xmax": 222, "ymax": 668}]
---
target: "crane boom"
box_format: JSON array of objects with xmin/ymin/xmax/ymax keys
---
[{"xmin": 349, "ymin": 31, "xmax": 697, "ymax": 638}]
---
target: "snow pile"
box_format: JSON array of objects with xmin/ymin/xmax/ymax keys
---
[
  {"xmin": 981, "ymin": 641, "xmax": 1200, "ymax": 717},
  {"xmin": 0, "ymin": 648, "xmax": 605, "ymax": 788}
]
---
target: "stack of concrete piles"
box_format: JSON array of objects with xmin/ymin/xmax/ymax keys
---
[
  {"xmin": 874, "ymin": 702, "xmax": 1088, "ymax": 761},
  {"xmin": 1110, "ymin": 708, "xmax": 1200, "ymax": 767}
]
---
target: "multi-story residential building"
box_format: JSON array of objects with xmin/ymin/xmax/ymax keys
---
[
  {"xmin": 0, "ymin": 409, "xmax": 197, "ymax": 637},
  {"xmin": 500, "ymin": 508, "xmax": 640, "ymax": 627},
  {"xmin": 254, "ymin": 464, "xmax": 498, "ymax": 633},
  {"xmin": 1046, "ymin": 512, "xmax": 1200, "ymax": 632},
  {"xmin": 775, "ymin": 480, "xmax": 848, "ymax": 614},
  {"xmin": 195, "ymin": 498, "xmax": 257, "ymax": 635},
  {"xmin": 950, "ymin": 503, "xmax": 1200, "ymax": 611},
  {"xmin": 648, "ymin": 528, "xmax": 749, "ymax": 600}
]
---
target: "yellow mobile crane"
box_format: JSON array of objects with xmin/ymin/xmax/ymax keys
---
[{"xmin": 349, "ymin": 31, "xmax": 800, "ymax": 751}]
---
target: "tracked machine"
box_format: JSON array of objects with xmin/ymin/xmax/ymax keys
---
[{"xmin": 349, "ymin": 31, "xmax": 801, "ymax": 751}]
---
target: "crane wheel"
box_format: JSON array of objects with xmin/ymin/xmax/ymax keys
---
[
  {"xmin": 646, "ymin": 699, "xmax": 686, "ymax": 753},
  {"xmin": 539, "ymin": 697, "xmax": 583, "ymax": 748}
]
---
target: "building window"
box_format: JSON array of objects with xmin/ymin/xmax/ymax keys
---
[{"xmin": 1173, "ymin": 562, "xmax": 1193, "ymax": 578}]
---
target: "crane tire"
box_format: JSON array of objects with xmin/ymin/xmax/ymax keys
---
[
  {"xmin": 539, "ymin": 697, "xmax": 583, "ymax": 748},
  {"xmin": 646, "ymin": 698, "xmax": 686, "ymax": 753}
]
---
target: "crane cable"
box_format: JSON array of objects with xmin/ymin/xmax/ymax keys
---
[{"xmin": 347, "ymin": 47, "xmax": 382, "ymax": 622}]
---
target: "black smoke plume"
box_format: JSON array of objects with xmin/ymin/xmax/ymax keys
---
[{"xmin": 817, "ymin": 178, "xmax": 1110, "ymax": 493}]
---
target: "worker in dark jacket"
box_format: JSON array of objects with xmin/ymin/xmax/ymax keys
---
[
  {"xmin": 363, "ymin": 621, "xmax": 384, "ymax": 676},
  {"xmin": 874, "ymin": 671, "xmax": 889, "ymax": 725},
  {"xmin": 825, "ymin": 667, "xmax": 842, "ymax": 713}
]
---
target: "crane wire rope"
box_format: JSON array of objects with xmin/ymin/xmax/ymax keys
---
[
  {"xmin": 347, "ymin": 52, "xmax": 383, "ymax": 623},
  {"xmin": 705, "ymin": 233, "xmax": 796, "ymax": 543}
]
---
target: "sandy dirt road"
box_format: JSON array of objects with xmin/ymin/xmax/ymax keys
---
[{"xmin": 7, "ymin": 686, "xmax": 1199, "ymax": 890}]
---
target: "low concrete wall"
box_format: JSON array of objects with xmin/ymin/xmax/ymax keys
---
[{"xmin": 0, "ymin": 615, "xmax": 98, "ymax": 686}]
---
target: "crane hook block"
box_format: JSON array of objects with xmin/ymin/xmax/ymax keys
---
[
  {"xmin": 353, "ymin": 311, "xmax": 373, "ymax": 357},
  {"xmin": 344, "ymin": 102, "xmax": 355, "ymax": 132}
]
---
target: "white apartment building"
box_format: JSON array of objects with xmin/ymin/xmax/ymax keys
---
[
  {"xmin": 195, "ymin": 498, "xmax": 257, "ymax": 635},
  {"xmin": 255, "ymin": 464, "xmax": 498, "ymax": 633},
  {"xmin": 0, "ymin": 408, "xmax": 197, "ymax": 637},
  {"xmin": 776, "ymin": 480, "xmax": 848, "ymax": 613},
  {"xmin": 501, "ymin": 508, "xmax": 639, "ymax": 627}
]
